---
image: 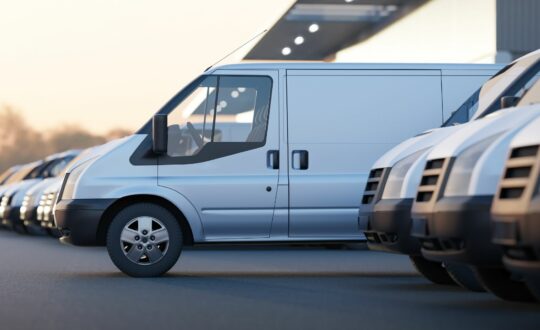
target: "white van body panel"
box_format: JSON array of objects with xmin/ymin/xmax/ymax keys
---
[
  {"xmin": 422, "ymin": 106, "xmax": 540, "ymax": 197},
  {"xmin": 72, "ymin": 134, "xmax": 205, "ymax": 241},
  {"xmin": 469, "ymin": 105, "xmax": 540, "ymax": 196},
  {"xmin": 427, "ymin": 107, "xmax": 539, "ymax": 160},
  {"xmin": 23, "ymin": 177, "xmax": 60, "ymax": 209},
  {"xmin": 509, "ymin": 114, "xmax": 540, "ymax": 147},
  {"xmin": 65, "ymin": 63, "xmax": 500, "ymax": 243}
]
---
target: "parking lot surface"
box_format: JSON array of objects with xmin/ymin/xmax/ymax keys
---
[{"xmin": 0, "ymin": 229, "xmax": 539, "ymax": 330}]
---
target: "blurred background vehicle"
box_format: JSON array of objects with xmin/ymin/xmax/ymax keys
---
[
  {"xmin": 0, "ymin": 150, "xmax": 80, "ymax": 233},
  {"xmin": 359, "ymin": 49, "xmax": 540, "ymax": 288},
  {"xmin": 410, "ymin": 79, "xmax": 540, "ymax": 302},
  {"xmin": 491, "ymin": 93, "xmax": 540, "ymax": 301}
]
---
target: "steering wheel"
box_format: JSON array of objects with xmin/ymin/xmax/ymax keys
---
[{"xmin": 186, "ymin": 122, "xmax": 204, "ymax": 148}]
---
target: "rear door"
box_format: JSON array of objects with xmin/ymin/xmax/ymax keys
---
[{"xmin": 286, "ymin": 69, "xmax": 442, "ymax": 238}]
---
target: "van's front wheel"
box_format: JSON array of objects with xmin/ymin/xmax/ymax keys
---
[{"xmin": 106, "ymin": 203, "xmax": 183, "ymax": 277}]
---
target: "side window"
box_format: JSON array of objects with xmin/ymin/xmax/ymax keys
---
[{"xmin": 166, "ymin": 75, "xmax": 272, "ymax": 158}]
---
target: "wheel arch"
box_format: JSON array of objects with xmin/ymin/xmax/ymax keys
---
[{"xmin": 96, "ymin": 195, "xmax": 195, "ymax": 246}]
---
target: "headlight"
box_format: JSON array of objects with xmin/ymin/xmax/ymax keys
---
[
  {"xmin": 58, "ymin": 157, "xmax": 95, "ymax": 201},
  {"xmin": 36, "ymin": 194, "xmax": 47, "ymax": 221},
  {"xmin": 444, "ymin": 133, "xmax": 503, "ymax": 197},
  {"xmin": 382, "ymin": 148, "xmax": 429, "ymax": 199}
]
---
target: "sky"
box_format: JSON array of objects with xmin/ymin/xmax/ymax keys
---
[
  {"xmin": 0, "ymin": 0, "xmax": 499, "ymax": 135},
  {"xmin": 0, "ymin": 0, "xmax": 293, "ymax": 134}
]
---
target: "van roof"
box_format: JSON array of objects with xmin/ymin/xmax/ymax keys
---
[{"xmin": 213, "ymin": 62, "xmax": 503, "ymax": 72}]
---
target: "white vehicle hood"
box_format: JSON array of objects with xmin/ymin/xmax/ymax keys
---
[
  {"xmin": 428, "ymin": 105, "xmax": 540, "ymax": 161},
  {"xmin": 509, "ymin": 114, "xmax": 540, "ymax": 148},
  {"xmin": 64, "ymin": 136, "xmax": 130, "ymax": 174},
  {"xmin": 373, "ymin": 126, "xmax": 463, "ymax": 168}
]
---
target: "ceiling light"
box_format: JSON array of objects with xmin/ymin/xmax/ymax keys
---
[
  {"xmin": 294, "ymin": 36, "xmax": 305, "ymax": 45},
  {"xmin": 281, "ymin": 47, "xmax": 292, "ymax": 56},
  {"xmin": 308, "ymin": 23, "xmax": 319, "ymax": 33}
]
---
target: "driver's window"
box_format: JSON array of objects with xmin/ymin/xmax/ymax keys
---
[
  {"xmin": 167, "ymin": 76, "xmax": 217, "ymax": 157},
  {"xmin": 166, "ymin": 75, "xmax": 272, "ymax": 158}
]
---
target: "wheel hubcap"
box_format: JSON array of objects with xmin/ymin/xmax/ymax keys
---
[{"xmin": 120, "ymin": 216, "xmax": 169, "ymax": 265}]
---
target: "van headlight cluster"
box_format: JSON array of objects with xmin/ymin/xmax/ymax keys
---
[
  {"xmin": 43, "ymin": 192, "xmax": 56, "ymax": 223},
  {"xmin": 19, "ymin": 194, "xmax": 32, "ymax": 221},
  {"xmin": 0, "ymin": 195, "xmax": 11, "ymax": 217},
  {"xmin": 444, "ymin": 133, "xmax": 504, "ymax": 197},
  {"xmin": 58, "ymin": 157, "xmax": 95, "ymax": 201},
  {"xmin": 382, "ymin": 148, "xmax": 428, "ymax": 199},
  {"xmin": 36, "ymin": 193, "xmax": 47, "ymax": 221}
]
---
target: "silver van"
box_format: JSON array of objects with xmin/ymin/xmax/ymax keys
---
[{"xmin": 54, "ymin": 62, "xmax": 499, "ymax": 276}]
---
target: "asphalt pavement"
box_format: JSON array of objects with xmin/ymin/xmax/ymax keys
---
[{"xmin": 0, "ymin": 229, "xmax": 539, "ymax": 330}]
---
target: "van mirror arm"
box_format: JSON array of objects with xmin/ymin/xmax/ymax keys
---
[
  {"xmin": 152, "ymin": 114, "xmax": 168, "ymax": 154},
  {"xmin": 500, "ymin": 96, "xmax": 520, "ymax": 109}
]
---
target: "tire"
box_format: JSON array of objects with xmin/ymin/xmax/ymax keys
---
[
  {"xmin": 409, "ymin": 256, "xmax": 455, "ymax": 285},
  {"xmin": 445, "ymin": 263, "xmax": 485, "ymax": 292},
  {"xmin": 524, "ymin": 276, "xmax": 540, "ymax": 302},
  {"xmin": 46, "ymin": 228, "xmax": 62, "ymax": 238},
  {"xmin": 474, "ymin": 266, "xmax": 536, "ymax": 302},
  {"xmin": 13, "ymin": 223, "xmax": 28, "ymax": 235},
  {"xmin": 106, "ymin": 203, "xmax": 183, "ymax": 277},
  {"xmin": 26, "ymin": 225, "xmax": 47, "ymax": 236}
]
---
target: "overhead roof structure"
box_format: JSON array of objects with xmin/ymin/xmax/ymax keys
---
[{"xmin": 244, "ymin": 0, "xmax": 429, "ymax": 61}]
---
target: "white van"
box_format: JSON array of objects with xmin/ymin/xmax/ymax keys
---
[
  {"xmin": 411, "ymin": 80, "xmax": 540, "ymax": 302},
  {"xmin": 491, "ymin": 115, "xmax": 540, "ymax": 301},
  {"xmin": 54, "ymin": 62, "xmax": 498, "ymax": 277},
  {"xmin": 360, "ymin": 50, "xmax": 540, "ymax": 286}
]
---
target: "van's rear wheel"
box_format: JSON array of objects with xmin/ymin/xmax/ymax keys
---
[
  {"xmin": 474, "ymin": 266, "xmax": 536, "ymax": 302},
  {"xmin": 409, "ymin": 256, "xmax": 455, "ymax": 285},
  {"xmin": 106, "ymin": 203, "xmax": 183, "ymax": 277}
]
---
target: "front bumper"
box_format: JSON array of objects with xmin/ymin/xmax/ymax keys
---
[
  {"xmin": 55, "ymin": 199, "xmax": 115, "ymax": 246},
  {"xmin": 1, "ymin": 205, "xmax": 20, "ymax": 228},
  {"xmin": 362, "ymin": 198, "xmax": 420, "ymax": 255},
  {"xmin": 411, "ymin": 195, "xmax": 502, "ymax": 266},
  {"xmin": 492, "ymin": 209, "xmax": 540, "ymax": 276},
  {"xmin": 22, "ymin": 206, "xmax": 40, "ymax": 228}
]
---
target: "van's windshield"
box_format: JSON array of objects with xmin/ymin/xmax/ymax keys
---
[
  {"xmin": 4, "ymin": 164, "xmax": 36, "ymax": 184},
  {"xmin": 41, "ymin": 155, "xmax": 76, "ymax": 178},
  {"xmin": 517, "ymin": 80, "xmax": 540, "ymax": 106},
  {"xmin": 0, "ymin": 167, "xmax": 17, "ymax": 185},
  {"xmin": 442, "ymin": 52, "xmax": 540, "ymax": 127}
]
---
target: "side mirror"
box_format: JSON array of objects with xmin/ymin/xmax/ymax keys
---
[
  {"xmin": 152, "ymin": 114, "xmax": 168, "ymax": 154},
  {"xmin": 500, "ymin": 96, "xmax": 520, "ymax": 109}
]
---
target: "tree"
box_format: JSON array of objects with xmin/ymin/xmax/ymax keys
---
[
  {"xmin": 0, "ymin": 106, "xmax": 49, "ymax": 172},
  {"xmin": 47, "ymin": 125, "xmax": 107, "ymax": 153},
  {"xmin": 0, "ymin": 105, "xmax": 130, "ymax": 173}
]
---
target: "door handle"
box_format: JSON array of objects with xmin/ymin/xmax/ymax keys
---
[
  {"xmin": 292, "ymin": 150, "xmax": 309, "ymax": 170},
  {"xmin": 267, "ymin": 150, "xmax": 279, "ymax": 170}
]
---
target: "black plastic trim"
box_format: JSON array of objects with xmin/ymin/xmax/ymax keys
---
[
  {"xmin": 363, "ymin": 198, "xmax": 420, "ymax": 255},
  {"xmin": 55, "ymin": 199, "xmax": 116, "ymax": 246},
  {"xmin": 413, "ymin": 195, "xmax": 503, "ymax": 266}
]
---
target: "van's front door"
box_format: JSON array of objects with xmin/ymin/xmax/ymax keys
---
[{"xmin": 158, "ymin": 71, "xmax": 280, "ymax": 241}]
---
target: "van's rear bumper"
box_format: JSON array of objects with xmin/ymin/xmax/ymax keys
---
[
  {"xmin": 362, "ymin": 198, "xmax": 420, "ymax": 255},
  {"xmin": 55, "ymin": 199, "xmax": 115, "ymax": 246},
  {"xmin": 411, "ymin": 195, "xmax": 502, "ymax": 266}
]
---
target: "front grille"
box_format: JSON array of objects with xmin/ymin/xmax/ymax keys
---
[
  {"xmin": 416, "ymin": 158, "xmax": 445, "ymax": 203},
  {"xmin": 420, "ymin": 238, "xmax": 464, "ymax": 251},
  {"xmin": 361, "ymin": 168, "xmax": 387, "ymax": 204},
  {"xmin": 497, "ymin": 145, "xmax": 538, "ymax": 200}
]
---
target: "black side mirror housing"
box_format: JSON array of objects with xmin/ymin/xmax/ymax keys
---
[
  {"xmin": 500, "ymin": 96, "xmax": 520, "ymax": 109},
  {"xmin": 152, "ymin": 114, "xmax": 168, "ymax": 154}
]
